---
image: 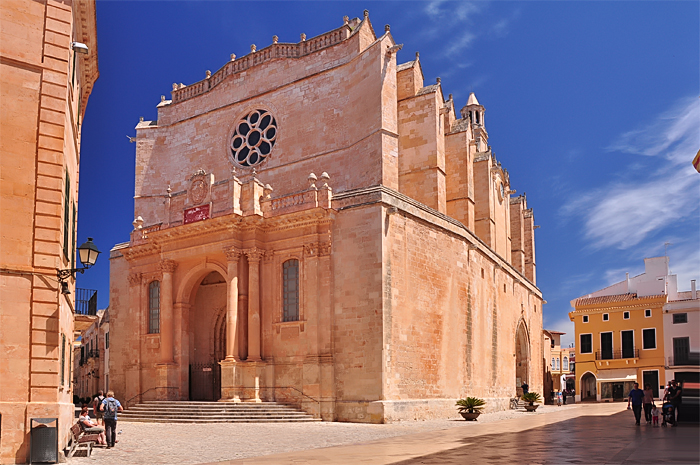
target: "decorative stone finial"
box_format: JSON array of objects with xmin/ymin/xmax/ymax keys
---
[
  {"xmin": 300, "ymin": 33, "xmax": 306, "ymax": 42},
  {"xmin": 139, "ymin": 116, "xmax": 144, "ymax": 122},
  {"xmin": 166, "ymin": 184, "xmax": 172, "ymax": 196},
  {"xmin": 205, "ymin": 70, "xmax": 211, "ymax": 78},
  {"xmin": 364, "ymin": 9, "xmax": 369, "ymax": 18},
  {"xmin": 263, "ymin": 183, "xmax": 273, "ymax": 199},
  {"xmin": 272, "ymin": 35, "xmax": 278, "ymax": 44},
  {"xmin": 308, "ymin": 172, "xmax": 317, "ymax": 189},
  {"xmin": 161, "ymin": 95, "xmax": 165, "ymax": 102},
  {"xmin": 252, "ymin": 167, "xmax": 258, "ymax": 178},
  {"xmin": 385, "ymin": 24, "xmax": 390, "ymax": 32},
  {"xmin": 132, "ymin": 216, "xmax": 144, "ymax": 230},
  {"xmin": 436, "ymin": 77, "xmax": 441, "ymax": 84},
  {"xmin": 449, "ymin": 93, "xmax": 453, "ymax": 101},
  {"xmin": 251, "ymin": 44, "xmax": 257, "ymax": 53},
  {"xmin": 172, "ymin": 83, "xmax": 178, "ymax": 91},
  {"xmin": 415, "ymin": 51, "xmax": 420, "ymax": 60},
  {"xmin": 343, "ymin": 15, "xmax": 349, "ymax": 24},
  {"xmin": 230, "ymin": 53, "xmax": 236, "ymax": 61},
  {"xmin": 320, "ymin": 172, "xmax": 330, "ymax": 187}
]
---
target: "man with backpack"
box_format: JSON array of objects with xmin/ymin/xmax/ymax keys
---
[
  {"xmin": 100, "ymin": 391, "xmax": 123, "ymax": 448},
  {"xmin": 92, "ymin": 390, "xmax": 105, "ymax": 425}
]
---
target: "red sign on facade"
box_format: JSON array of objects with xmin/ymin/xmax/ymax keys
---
[{"xmin": 184, "ymin": 204, "xmax": 210, "ymax": 224}]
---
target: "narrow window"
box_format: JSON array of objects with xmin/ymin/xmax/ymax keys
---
[
  {"xmin": 563, "ymin": 357, "xmax": 569, "ymax": 371},
  {"xmin": 645, "ymin": 309, "xmax": 652, "ymax": 318},
  {"xmin": 551, "ymin": 358, "xmax": 555, "ymax": 369},
  {"xmin": 503, "ymin": 284, "xmax": 506, "ymax": 293},
  {"xmin": 623, "ymin": 311, "xmax": 630, "ymax": 320},
  {"xmin": 603, "ymin": 313, "xmax": 609, "ymax": 321},
  {"xmin": 283, "ymin": 259, "xmax": 299, "ymax": 322},
  {"xmin": 582, "ymin": 315, "xmax": 589, "ymax": 323},
  {"xmin": 673, "ymin": 313, "xmax": 688, "ymax": 324},
  {"xmin": 481, "ymin": 268, "xmax": 484, "ymax": 278},
  {"xmin": 580, "ymin": 334, "xmax": 592, "ymax": 353},
  {"xmin": 63, "ymin": 171, "xmax": 70, "ymax": 260},
  {"xmin": 105, "ymin": 332, "xmax": 109, "ymax": 350},
  {"xmin": 642, "ymin": 328, "xmax": 656, "ymax": 350},
  {"xmin": 149, "ymin": 281, "xmax": 161, "ymax": 334}
]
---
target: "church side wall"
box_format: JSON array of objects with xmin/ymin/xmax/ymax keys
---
[{"xmin": 379, "ymin": 200, "xmax": 543, "ymax": 421}]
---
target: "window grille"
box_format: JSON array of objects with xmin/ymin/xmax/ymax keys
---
[
  {"xmin": 149, "ymin": 281, "xmax": 161, "ymax": 333},
  {"xmin": 283, "ymin": 260, "xmax": 299, "ymax": 322}
]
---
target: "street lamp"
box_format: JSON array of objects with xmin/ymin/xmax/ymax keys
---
[{"xmin": 57, "ymin": 237, "xmax": 101, "ymax": 294}]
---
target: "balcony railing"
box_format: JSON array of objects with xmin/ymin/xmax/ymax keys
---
[
  {"xmin": 75, "ymin": 288, "xmax": 97, "ymax": 316},
  {"xmin": 595, "ymin": 349, "xmax": 639, "ymax": 360},
  {"xmin": 668, "ymin": 353, "xmax": 700, "ymax": 366},
  {"xmin": 87, "ymin": 349, "xmax": 100, "ymax": 359}
]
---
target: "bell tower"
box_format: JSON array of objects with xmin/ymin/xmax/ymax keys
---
[{"xmin": 461, "ymin": 92, "xmax": 488, "ymax": 152}]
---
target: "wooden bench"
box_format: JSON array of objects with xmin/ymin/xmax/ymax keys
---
[{"xmin": 67, "ymin": 423, "xmax": 100, "ymax": 458}]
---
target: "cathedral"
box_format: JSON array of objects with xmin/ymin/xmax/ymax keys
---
[{"xmin": 110, "ymin": 11, "xmax": 543, "ymax": 422}]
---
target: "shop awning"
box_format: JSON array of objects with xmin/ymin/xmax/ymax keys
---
[{"xmin": 596, "ymin": 369, "xmax": 637, "ymax": 382}]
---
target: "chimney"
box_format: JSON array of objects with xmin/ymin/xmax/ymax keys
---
[
  {"xmin": 692, "ymin": 280, "xmax": 697, "ymax": 300},
  {"xmin": 626, "ymin": 273, "xmax": 630, "ymax": 293}
]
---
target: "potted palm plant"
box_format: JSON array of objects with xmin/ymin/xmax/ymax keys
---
[
  {"xmin": 521, "ymin": 392, "xmax": 542, "ymax": 412},
  {"xmin": 456, "ymin": 397, "xmax": 486, "ymax": 421}
]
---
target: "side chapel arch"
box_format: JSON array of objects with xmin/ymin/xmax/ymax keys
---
[{"xmin": 515, "ymin": 318, "xmax": 530, "ymax": 394}]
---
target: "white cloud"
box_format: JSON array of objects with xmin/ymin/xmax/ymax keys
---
[
  {"xmin": 563, "ymin": 97, "xmax": 700, "ymax": 250},
  {"xmin": 544, "ymin": 315, "xmax": 575, "ymax": 348},
  {"xmin": 444, "ymin": 33, "xmax": 476, "ymax": 56}
]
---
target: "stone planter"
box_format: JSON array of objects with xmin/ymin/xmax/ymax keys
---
[
  {"xmin": 460, "ymin": 412, "xmax": 481, "ymax": 421},
  {"xmin": 524, "ymin": 404, "xmax": 539, "ymax": 412}
]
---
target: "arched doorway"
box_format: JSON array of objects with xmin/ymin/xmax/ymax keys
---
[
  {"xmin": 189, "ymin": 271, "xmax": 226, "ymax": 401},
  {"xmin": 515, "ymin": 322, "xmax": 529, "ymax": 395},
  {"xmin": 580, "ymin": 372, "xmax": 597, "ymax": 401}
]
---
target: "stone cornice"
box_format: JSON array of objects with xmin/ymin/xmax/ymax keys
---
[
  {"xmin": 74, "ymin": 0, "xmax": 99, "ymax": 115},
  {"xmin": 158, "ymin": 259, "xmax": 178, "ymax": 273},
  {"xmin": 332, "ymin": 185, "xmax": 542, "ymax": 298}
]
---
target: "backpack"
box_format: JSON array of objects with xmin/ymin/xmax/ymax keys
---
[{"xmin": 104, "ymin": 398, "xmax": 118, "ymax": 420}]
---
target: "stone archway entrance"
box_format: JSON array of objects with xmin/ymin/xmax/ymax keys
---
[
  {"xmin": 515, "ymin": 322, "xmax": 529, "ymax": 395},
  {"xmin": 581, "ymin": 372, "xmax": 597, "ymax": 401},
  {"xmin": 189, "ymin": 271, "xmax": 226, "ymax": 401}
]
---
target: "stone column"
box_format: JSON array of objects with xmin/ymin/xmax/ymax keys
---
[
  {"xmin": 159, "ymin": 259, "xmax": 178, "ymax": 364},
  {"xmin": 245, "ymin": 248, "xmax": 264, "ymax": 361},
  {"xmin": 127, "ymin": 272, "xmax": 143, "ymax": 403},
  {"xmin": 223, "ymin": 246, "xmax": 241, "ymax": 361}
]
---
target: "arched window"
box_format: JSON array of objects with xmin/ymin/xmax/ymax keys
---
[
  {"xmin": 555, "ymin": 358, "xmax": 560, "ymax": 370},
  {"xmin": 283, "ymin": 259, "xmax": 299, "ymax": 322},
  {"xmin": 148, "ymin": 281, "xmax": 160, "ymax": 334},
  {"xmin": 563, "ymin": 356, "xmax": 569, "ymax": 371}
]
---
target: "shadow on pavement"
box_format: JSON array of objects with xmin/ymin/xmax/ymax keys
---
[{"xmin": 394, "ymin": 411, "xmax": 700, "ymax": 465}]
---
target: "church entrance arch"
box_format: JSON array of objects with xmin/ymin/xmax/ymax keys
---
[
  {"xmin": 515, "ymin": 321, "xmax": 529, "ymax": 396},
  {"xmin": 580, "ymin": 372, "xmax": 597, "ymax": 401},
  {"xmin": 188, "ymin": 271, "xmax": 227, "ymax": 401}
]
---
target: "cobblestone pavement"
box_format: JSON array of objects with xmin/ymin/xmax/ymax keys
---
[{"xmin": 67, "ymin": 404, "xmax": 568, "ymax": 465}]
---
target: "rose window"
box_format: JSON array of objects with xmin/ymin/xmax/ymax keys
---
[{"xmin": 230, "ymin": 109, "xmax": 277, "ymax": 167}]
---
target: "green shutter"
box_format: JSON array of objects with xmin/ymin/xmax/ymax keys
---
[
  {"xmin": 60, "ymin": 334, "xmax": 66, "ymax": 386},
  {"xmin": 63, "ymin": 171, "xmax": 70, "ymax": 260}
]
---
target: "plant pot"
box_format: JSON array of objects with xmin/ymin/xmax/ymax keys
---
[
  {"xmin": 460, "ymin": 412, "xmax": 481, "ymax": 421},
  {"xmin": 524, "ymin": 404, "xmax": 539, "ymax": 412}
]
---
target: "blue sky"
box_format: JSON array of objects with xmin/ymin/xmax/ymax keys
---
[{"xmin": 77, "ymin": 1, "xmax": 699, "ymax": 347}]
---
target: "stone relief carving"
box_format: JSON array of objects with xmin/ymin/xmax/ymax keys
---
[{"xmin": 158, "ymin": 259, "xmax": 178, "ymax": 273}]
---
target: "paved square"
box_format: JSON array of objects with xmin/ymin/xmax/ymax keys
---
[{"xmin": 68, "ymin": 404, "xmax": 699, "ymax": 465}]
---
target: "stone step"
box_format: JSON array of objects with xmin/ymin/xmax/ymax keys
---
[
  {"xmin": 121, "ymin": 401, "xmax": 318, "ymax": 423},
  {"xmin": 120, "ymin": 417, "xmax": 319, "ymax": 423}
]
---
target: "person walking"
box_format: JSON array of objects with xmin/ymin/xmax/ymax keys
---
[
  {"xmin": 627, "ymin": 383, "xmax": 644, "ymax": 425},
  {"xmin": 669, "ymin": 380, "xmax": 683, "ymax": 426},
  {"xmin": 92, "ymin": 390, "xmax": 105, "ymax": 426},
  {"xmin": 562, "ymin": 389, "xmax": 568, "ymax": 405},
  {"xmin": 521, "ymin": 382, "xmax": 529, "ymax": 395},
  {"xmin": 642, "ymin": 384, "xmax": 654, "ymax": 424},
  {"xmin": 100, "ymin": 391, "xmax": 123, "ymax": 448}
]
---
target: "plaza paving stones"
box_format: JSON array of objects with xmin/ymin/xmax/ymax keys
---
[{"xmin": 68, "ymin": 403, "xmax": 699, "ymax": 465}]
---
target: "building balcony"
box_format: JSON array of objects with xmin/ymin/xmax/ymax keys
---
[
  {"xmin": 75, "ymin": 288, "xmax": 97, "ymax": 316},
  {"xmin": 87, "ymin": 349, "xmax": 100, "ymax": 359},
  {"xmin": 668, "ymin": 353, "xmax": 700, "ymax": 367},
  {"xmin": 595, "ymin": 349, "xmax": 639, "ymax": 361}
]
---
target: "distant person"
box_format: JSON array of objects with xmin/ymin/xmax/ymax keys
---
[
  {"xmin": 627, "ymin": 383, "xmax": 644, "ymax": 425},
  {"xmin": 93, "ymin": 390, "xmax": 105, "ymax": 425},
  {"xmin": 521, "ymin": 382, "xmax": 529, "ymax": 395},
  {"xmin": 100, "ymin": 391, "xmax": 123, "ymax": 448},
  {"xmin": 562, "ymin": 389, "xmax": 567, "ymax": 405},
  {"xmin": 669, "ymin": 380, "xmax": 682, "ymax": 425},
  {"xmin": 79, "ymin": 406, "xmax": 106, "ymax": 446},
  {"xmin": 662, "ymin": 381, "xmax": 672, "ymax": 401},
  {"xmin": 642, "ymin": 384, "xmax": 654, "ymax": 424},
  {"xmin": 651, "ymin": 404, "xmax": 660, "ymax": 427}
]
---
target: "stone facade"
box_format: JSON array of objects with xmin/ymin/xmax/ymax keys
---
[
  {"xmin": 0, "ymin": 0, "xmax": 98, "ymax": 462},
  {"xmin": 110, "ymin": 11, "xmax": 543, "ymax": 423}
]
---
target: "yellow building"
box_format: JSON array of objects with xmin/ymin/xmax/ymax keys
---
[
  {"xmin": 569, "ymin": 257, "xmax": 672, "ymax": 402},
  {"xmin": 543, "ymin": 330, "xmax": 574, "ymax": 396}
]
